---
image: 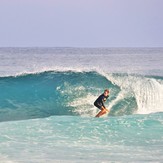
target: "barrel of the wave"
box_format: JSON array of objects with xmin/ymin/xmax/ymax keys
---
[{"xmin": 94, "ymin": 89, "xmax": 110, "ymax": 117}]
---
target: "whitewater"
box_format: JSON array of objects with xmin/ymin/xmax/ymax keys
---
[{"xmin": 0, "ymin": 47, "xmax": 163, "ymax": 163}]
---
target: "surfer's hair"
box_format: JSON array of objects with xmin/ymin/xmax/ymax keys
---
[{"xmin": 104, "ymin": 89, "xmax": 109, "ymax": 93}]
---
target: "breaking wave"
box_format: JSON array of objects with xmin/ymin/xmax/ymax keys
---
[{"xmin": 0, "ymin": 70, "xmax": 163, "ymax": 122}]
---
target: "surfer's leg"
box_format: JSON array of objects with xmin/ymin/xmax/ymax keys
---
[{"xmin": 95, "ymin": 107, "xmax": 107, "ymax": 117}]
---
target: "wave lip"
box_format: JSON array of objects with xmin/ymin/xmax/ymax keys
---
[{"xmin": 0, "ymin": 70, "xmax": 163, "ymax": 122}]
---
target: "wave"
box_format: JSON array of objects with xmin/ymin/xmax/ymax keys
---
[{"xmin": 0, "ymin": 70, "xmax": 163, "ymax": 122}]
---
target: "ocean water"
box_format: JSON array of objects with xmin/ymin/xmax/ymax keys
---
[{"xmin": 0, "ymin": 47, "xmax": 163, "ymax": 163}]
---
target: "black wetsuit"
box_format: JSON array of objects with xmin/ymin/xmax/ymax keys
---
[{"xmin": 94, "ymin": 94, "xmax": 109, "ymax": 110}]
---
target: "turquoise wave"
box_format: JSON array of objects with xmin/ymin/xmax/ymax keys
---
[{"xmin": 0, "ymin": 71, "xmax": 163, "ymax": 122}]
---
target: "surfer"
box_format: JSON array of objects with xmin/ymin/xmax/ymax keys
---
[{"xmin": 94, "ymin": 89, "xmax": 110, "ymax": 117}]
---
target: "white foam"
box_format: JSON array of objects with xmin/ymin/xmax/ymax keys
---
[
  {"xmin": 68, "ymin": 93, "xmax": 98, "ymax": 117},
  {"xmin": 102, "ymin": 72, "xmax": 163, "ymax": 114},
  {"xmin": 134, "ymin": 78, "xmax": 163, "ymax": 114}
]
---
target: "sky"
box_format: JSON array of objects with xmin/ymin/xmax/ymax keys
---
[{"xmin": 0, "ymin": 0, "xmax": 163, "ymax": 47}]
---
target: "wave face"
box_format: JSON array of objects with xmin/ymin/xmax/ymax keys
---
[{"xmin": 0, "ymin": 71, "xmax": 163, "ymax": 122}]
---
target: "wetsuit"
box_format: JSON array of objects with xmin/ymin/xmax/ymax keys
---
[{"xmin": 94, "ymin": 94, "xmax": 109, "ymax": 110}]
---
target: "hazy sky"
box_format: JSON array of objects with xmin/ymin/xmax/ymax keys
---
[{"xmin": 0, "ymin": 0, "xmax": 163, "ymax": 47}]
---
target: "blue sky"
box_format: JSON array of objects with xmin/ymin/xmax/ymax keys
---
[{"xmin": 0, "ymin": 0, "xmax": 163, "ymax": 47}]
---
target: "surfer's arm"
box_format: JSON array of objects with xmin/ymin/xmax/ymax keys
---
[
  {"xmin": 101, "ymin": 100, "xmax": 106, "ymax": 109},
  {"xmin": 101, "ymin": 101, "xmax": 110, "ymax": 112}
]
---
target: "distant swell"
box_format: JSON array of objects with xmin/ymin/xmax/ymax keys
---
[{"xmin": 0, "ymin": 70, "xmax": 163, "ymax": 122}]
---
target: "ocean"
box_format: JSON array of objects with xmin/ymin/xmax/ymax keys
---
[{"xmin": 0, "ymin": 47, "xmax": 163, "ymax": 163}]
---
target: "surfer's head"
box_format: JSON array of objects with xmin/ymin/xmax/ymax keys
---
[{"xmin": 104, "ymin": 89, "xmax": 109, "ymax": 96}]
